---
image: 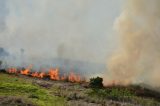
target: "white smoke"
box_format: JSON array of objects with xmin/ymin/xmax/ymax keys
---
[
  {"xmin": 0, "ymin": 0, "xmax": 123, "ymax": 76},
  {"xmin": 0, "ymin": 0, "xmax": 94, "ymax": 67}
]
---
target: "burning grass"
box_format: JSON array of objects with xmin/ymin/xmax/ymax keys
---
[{"xmin": 6, "ymin": 65, "xmax": 85, "ymax": 83}]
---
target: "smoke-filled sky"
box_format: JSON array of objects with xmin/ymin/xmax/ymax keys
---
[{"xmin": 0, "ymin": 0, "xmax": 123, "ymax": 65}]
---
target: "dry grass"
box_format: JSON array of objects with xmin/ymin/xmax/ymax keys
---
[{"xmin": 1, "ymin": 72, "xmax": 160, "ymax": 106}]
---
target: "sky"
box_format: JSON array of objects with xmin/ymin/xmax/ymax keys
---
[{"xmin": 0, "ymin": 0, "xmax": 123, "ymax": 65}]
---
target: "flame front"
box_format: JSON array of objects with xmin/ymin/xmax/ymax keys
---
[
  {"xmin": 68, "ymin": 72, "xmax": 81, "ymax": 82},
  {"xmin": 20, "ymin": 65, "xmax": 32, "ymax": 75},
  {"xmin": 6, "ymin": 65, "xmax": 85, "ymax": 83},
  {"xmin": 8, "ymin": 68, "xmax": 17, "ymax": 74},
  {"xmin": 49, "ymin": 68, "xmax": 59, "ymax": 80},
  {"xmin": 31, "ymin": 72, "xmax": 46, "ymax": 78},
  {"xmin": 39, "ymin": 72, "xmax": 45, "ymax": 78}
]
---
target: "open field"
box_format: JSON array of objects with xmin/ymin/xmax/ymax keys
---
[{"xmin": 0, "ymin": 72, "xmax": 160, "ymax": 106}]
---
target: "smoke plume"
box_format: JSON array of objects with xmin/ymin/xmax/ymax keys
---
[{"xmin": 106, "ymin": 0, "xmax": 160, "ymax": 87}]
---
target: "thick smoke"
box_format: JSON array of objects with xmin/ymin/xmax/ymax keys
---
[
  {"xmin": 0, "ymin": 48, "xmax": 9, "ymax": 58},
  {"xmin": 0, "ymin": 0, "xmax": 8, "ymax": 32},
  {"xmin": 0, "ymin": 0, "xmax": 93, "ymax": 66},
  {"xmin": 0, "ymin": 0, "xmax": 122, "ymax": 76},
  {"xmin": 1, "ymin": 0, "xmax": 91, "ymax": 66},
  {"xmin": 106, "ymin": 0, "xmax": 160, "ymax": 87},
  {"xmin": 0, "ymin": 0, "xmax": 113, "ymax": 64}
]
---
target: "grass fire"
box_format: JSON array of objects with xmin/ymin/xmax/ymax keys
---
[
  {"xmin": 0, "ymin": 68, "xmax": 160, "ymax": 106},
  {"xmin": 6, "ymin": 65, "xmax": 84, "ymax": 83},
  {"xmin": 1, "ymin": 0, "xmax": 160, "ymax": 106}
]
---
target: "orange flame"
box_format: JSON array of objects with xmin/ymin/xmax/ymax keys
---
[
  {"xmin": 61, "ymin": 74, "xmax": 67, "ymax": 81},
  {"xmin": 7, "ymin": 68, "xmax": 17, "ymax": 74},
  {"xmin": 20, "ymin": 65, "xmax": 32, "ymax": 75},
  {"xmin": 31, "ymin": 72, "xmax": 46, "ymax": 78},
  {"xmin": 39, "ymin": 72, "xmax": 45, "ymax": 78},
  {"xmin": 48, "ymin": 68, "xmax": 59, "ymax": 80},
  {"xmin": 6, "ymin": 65, "xmax": 85, "ymax": 83},
  {"xmin": 31, "ymin": 72, "xmax": 39, "ymax": 77},
  {"xmin": 68, "ymin": 72, "xmax": 81, "ymax": 82}
]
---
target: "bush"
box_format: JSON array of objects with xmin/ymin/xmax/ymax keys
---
[{"xmin": 89, "ymin": 77, "xmax": 104, "ymax": 89}]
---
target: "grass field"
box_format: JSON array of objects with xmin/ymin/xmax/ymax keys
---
[
  {"xmin": 0, "ymin": 73, "xmax": 160, "ymax": 106},
  {"xmin": 0, "ymin": 73, "xmax": 66, "ymax": 106}
]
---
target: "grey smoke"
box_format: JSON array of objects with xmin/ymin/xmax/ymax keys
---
[
  {"xmin": 0, "ymin": 0, "xmax": 8, "ymax": 32},
  {"xmin": 0, "ymin": 47, "xmax": 9, "ymax": 57},
  {"xmin": 0, "ymin": 0, "xmax": 122, "ymax": 76}
]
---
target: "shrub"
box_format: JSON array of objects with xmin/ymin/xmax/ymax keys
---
[{"xmin": 89, "ymin": 77, "xmax": 104, "ymax": 89}]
